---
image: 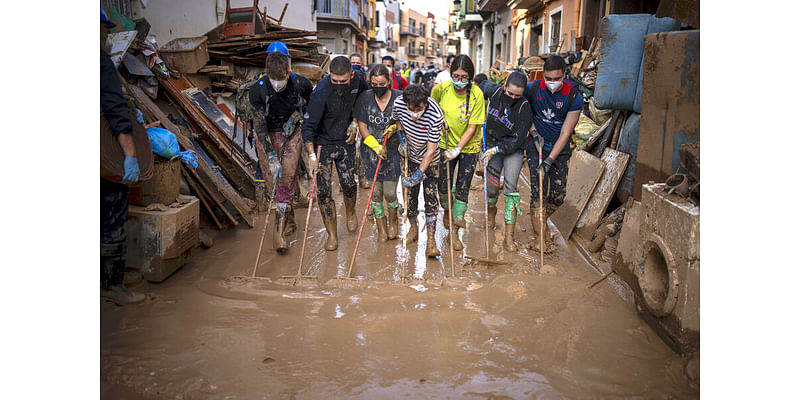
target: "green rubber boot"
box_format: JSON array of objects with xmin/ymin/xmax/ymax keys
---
[
  {"xmin": 372, "ymin": 201, "xmax": 388, "ymax": 243},
  {"xmin": 503, "ymin": 193, "xmax": 522, "ymax": 252},
  {"xmin": 386, "ymin": 201, "xmax": 403, "ymax": 240},
  {"xmin": 452, "ymin": 199, "xmax": 468, "ymax": 229}
]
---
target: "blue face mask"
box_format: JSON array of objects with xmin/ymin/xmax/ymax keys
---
[
  {"xmin": 352, "ymin": 64, "xmax": 361, "ymax": 72},
  {"xmin": 453, "ymin": 80, "xmax": 469, "ymax": 90}
]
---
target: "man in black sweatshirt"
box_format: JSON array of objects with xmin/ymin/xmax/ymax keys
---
[
  {"xmin": 478, "ymin": 71, "xmax": 532, "ymax": 252},
  {"xmin": 100, "ymin": 8, "xmax": 145, "ymax": 305},
  {"xmin": 302, "ymin": 56, "xmax": 369, "ymax": 251}
]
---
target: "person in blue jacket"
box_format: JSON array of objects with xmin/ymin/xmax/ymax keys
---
[
  {"xmin": 100, "ymin": 8, "xmax": 145, "ymax": 305},
  {"xmin": 301, "ymin": 56, "xmax": 369, "ymax": 251},
  {"xmin": 523, "ymin": 55, "xmax": 582, "ymax": 251}
]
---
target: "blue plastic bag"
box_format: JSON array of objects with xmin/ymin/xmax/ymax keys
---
[{"xmin": 146, "ymin": 127, "xmax": 198, "ymax": 168}]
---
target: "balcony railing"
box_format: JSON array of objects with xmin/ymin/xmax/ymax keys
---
[
  {"xmin": 317, "ymin": 0, "xmax": 358, "ymax": 25},
  {"xmin": 400, "ymin": 24, "xmax": 419, "ymax": 36}
]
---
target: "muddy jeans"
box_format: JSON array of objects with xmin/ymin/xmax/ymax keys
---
[
  {"xmin": 101, "ymin": 178, "xmax": 128, "ymax": 289},
  {"xmin": 316, "ymin": 142, "xmax": 357, "ymax": 209},
  {"xmin": 486, "ymin": 149, "xmax": 524, "ymax": 199},
  {"xmin": 264, "ymin": 127, "xmax": 303, "ymax": 204},
  {"xmin": 405, "ymin": 161, "xmax": 439, "ymax": 220},
  {"xmin": 438, "ymin": 152, "xmax": 477, "ymax": 203},
  {"xmin": 527, "ymin": 139, "xmax": 570, "ymax": 212},
  {"xmin": 372, "ymin": 180, "xmax": 398, "ymax": 204}
]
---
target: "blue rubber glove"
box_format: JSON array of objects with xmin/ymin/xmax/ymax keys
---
[
  {"xmin": 397, "ymin": 129, "xmax": 408, "ymax": 157},
  {"xmin": 402, "ymin": 168, "xmax": 425, "ymax": 187},
  {"xmin": 122, "ymin": 156, "xmax": 140, "ymax": 185},
  {"xmin": 266, "ymin": 151, "xmax": 282, "ymax": 178}
]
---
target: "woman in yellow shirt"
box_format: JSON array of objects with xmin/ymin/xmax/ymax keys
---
[{"xmin": 430, "ymin": 54, "xmax": 485, "ymax": 251}]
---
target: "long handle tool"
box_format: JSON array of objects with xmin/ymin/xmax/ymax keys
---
[
  {"xmin": 534, "ymin": 135, "xmax": 545, "ymax": 272},
  {"xmin": 251, "ymin": 135, "xmax": 289, "ymax": 278},
  {"xmin": 481, "ymin": 124, "xmax": 490, "ymax": 259},
  {"xmin": 280, "ymin": 145, "xmax": 322, "ymax": 284}
]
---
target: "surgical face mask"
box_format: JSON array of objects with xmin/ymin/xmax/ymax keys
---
[
  {"xmin": 452, "ymin": 80, "xmax": 469, "ymax": 90},
  {"xmin": 373, "ymin": 86, "xmax": 388, "ymax": 98},
  {"xmin": 270, "ymin": 79, "xmax": 288, "ymax": 92},
  {"xmin": 546, "ymin": 79, "xmax": 563, "ymax": 93},
  {"xmin": 409, "ymin": 108, "xmax": 425, "ymax": 121}
]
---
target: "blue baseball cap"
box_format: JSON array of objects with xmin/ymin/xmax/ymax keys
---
[
  {"xmin": 266, "ymin": 41, "xmax": 290, "ymax": 57},
  {"xmin": 101, "ymin": 8, "xmax": 116, "ymax": 27}
]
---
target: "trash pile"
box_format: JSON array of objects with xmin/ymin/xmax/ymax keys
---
[{"xmin": 107, "ymin": 8, "xmax": 327, "ymax": 230}]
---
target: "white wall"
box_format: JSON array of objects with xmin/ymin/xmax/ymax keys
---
[{"xmin": 131, "ymin": 0, "xmax": 315, "ymax": 47}]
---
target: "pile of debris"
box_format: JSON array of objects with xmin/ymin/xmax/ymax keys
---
[{"xmin": 108, "ymin": 7, "xmax": 327, "ymax": 232}]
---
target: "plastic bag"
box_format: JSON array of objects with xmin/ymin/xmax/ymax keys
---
[
  {"xmin": 572, "ymin": 113, "xmax": 600, "ymax": 152},
  {"xmin": 589, "ymin": 98, "xmax": 612, "ymax": 126},
  {"xmin": 146, "ymin": 127, "xmax": 198, "ymax": 168}
]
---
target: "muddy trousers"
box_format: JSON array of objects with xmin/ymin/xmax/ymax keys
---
[
  {"xmin": 101, "ymin": 178, "xmax": 128, "ymax": 290},
  {"xmin": 315, "ymin": 142, "xmax": 358, "ymax": 212},
  {"xmin": 485, "ymin": 149, "xmax": 524, "ymax": 199},
  {"xmin": 262, "ymin": 127, "xmax": 303, "ymax": 204},
  {"xmin": 405, "ymin": 161, "xmax": 439, "ymax": 222},
  {"xmin": 526, "ymin": 141, "xmax": 570, "ymax": 215},
  {"xmin": 437, "ymin": 152, "xmax": 478, "ymax": 203}
]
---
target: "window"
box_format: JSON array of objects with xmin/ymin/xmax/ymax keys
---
[
  {"xmin": 419, "ymin": 43, "xmax": 425, "ymax": 56},
  {"xmin": 420, "ymin": 23, "xmax": 425, "ymax": 37},
  {"xmin": 549, "ymin": 8, "xmax": 562, "ymax": 53},
  {"xmin": 410, "ymin": 40, "xmax": 415, "ymax": 55}
]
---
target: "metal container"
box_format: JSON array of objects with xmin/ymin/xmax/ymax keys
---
[{"xmin": 159, "ymin": 36, "xmax": 209, "ymax": 74}]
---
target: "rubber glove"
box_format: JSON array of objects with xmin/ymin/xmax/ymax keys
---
[
  {"xmin": 364, "ymin": 135, "xmax": 387, "ymax": 159},
  {"xmin": 266, "ymin": 151, "xmax": 282, "ymax": 178},
  {"xmin": 308, "ymin": 152, "xmax": 319, "ymax": 175},
  {"xmin": 397, "ymin": 129, "xmax": 408, "ymax": 158},
  {"xmin": 345, "ymin": 120, "xmax": 359, "ymax": 144},
  {"xmin": 444, "ymin": 146, "xmax": 461, "ymax": 161},
  {"xmin": 537, "ymin": 156, "xmax": 554, "ymax": 175},
  {"xmin": 402, "ymin": 169, "xmax": 425, "ymax": 187},
  {"xmin": 122, "ymin": 156, "xmax": 140, "ymax": 185},
  {"xmin": 383, "ymin": 123, "xmax": 398, "ymax": 140},
  {"xmin": 481, "ymin": 146, "xmax": 498, "ymax": 166}
]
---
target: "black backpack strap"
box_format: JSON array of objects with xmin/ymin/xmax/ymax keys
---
[{"xmin": 565, "ymin": 84, "xmax": 580, "ymax": 113}]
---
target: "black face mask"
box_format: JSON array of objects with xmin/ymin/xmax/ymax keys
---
[
  {"xmin": 333, "ymin": 82, "xmax": 349, "ymax": 96},
  {"xmin": 373, "ymin": 86, "xmax": 388, "ymax": 97},
  {"xmin": 501, "ymin": 92, "xmax": 516, "ymax": 107}
]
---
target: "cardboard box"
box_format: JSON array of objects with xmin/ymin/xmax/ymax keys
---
[{"xmin": 126, "ymin": 196, "xmax": 199, "ymax": 282}]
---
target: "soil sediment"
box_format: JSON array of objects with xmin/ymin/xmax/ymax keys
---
[{"xmin": 101, "ymin": 169, "xmax": 698, "ymax": 399}]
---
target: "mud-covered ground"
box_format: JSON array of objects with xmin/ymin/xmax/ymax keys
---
[{"xmin": 101, "ymin": 169, "xmax": 699, "ymax": 399}]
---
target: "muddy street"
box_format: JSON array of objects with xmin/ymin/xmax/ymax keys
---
[{"xmin": 101, "ymin": 169, "xmax": 698, "ymax": 399}]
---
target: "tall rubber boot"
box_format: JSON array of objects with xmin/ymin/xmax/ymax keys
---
[
  {"xmin": 503, "ymin": 193, "xmax": 521, "ymax": 252},
  {"xmin": 344, "ymin": 195, "xmax": 358, "ymax": 232},
  {"xmin": 273, "ymin": 203, "xmax": 289, "ymax": 253},
  {"xmin": 440, "ymin": 190, "xmax": 450, "ymax": 230},
  {"xmin": 425, "ymin": 217, "xmax": 440, "ymax": 258},
  {"xmin": 285, "ymin": 205, "xmax": 297, "ymax": 236},
  {"xmin": 487, "ymin": 197, "xmax": 498, "ymax": 230},
  {"xmin": 386, "ymin": 202, "xmax": 402, "ymax": 240},
  {"xmin": 452, "ymin": 199, "xmax": 468, "ymax": 229},
  {"xmin": 372, "ymin": 201, "xmax": 388, "ymax": 243},
  {"xmin": 407, "ymin": 217, "xmax": 419, "ymax": 243},
  {"xmin": 321, "ymin": 202, "xmax": 338, "ymax": 251}
]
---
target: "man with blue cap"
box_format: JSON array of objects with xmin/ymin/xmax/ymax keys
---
[
  {"xmin": 249, "ymin": 41, "xmax": 313, "ymax": 253},
  {"xmin": 100, "ymin": 7, "xmax": 146, "ymax": 305}
]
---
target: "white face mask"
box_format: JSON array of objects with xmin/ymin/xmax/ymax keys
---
[
  {"xmin": 546, "ymin": 79, "xmax": 563, "ymax": 93},
  {"xmin": 270, "ymin": 79, "xmax": 288, "ymax": 92},
  {"xmin": 409, "ymin": 109, "xmax": 425, "ymax": 121}
]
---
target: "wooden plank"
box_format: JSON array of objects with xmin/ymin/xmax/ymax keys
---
[
  {"xmin": 574, "ymin": 148, "xmax": 631, "ymax": 240},
  {"xmin": 182, "ymin": 166, "xmax": 225, "ymax": 230},
  {"xmin": 187, "ymin": 164, "xmax": 238, "ymax": 226},
  {"xmin": 550, "ymin": 150, "xmax": 606, "ymax": 241}
]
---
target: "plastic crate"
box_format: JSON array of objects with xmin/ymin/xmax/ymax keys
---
[{"xmin": 159, "ymin": 36, "xmax": 209, "ymax": 74}]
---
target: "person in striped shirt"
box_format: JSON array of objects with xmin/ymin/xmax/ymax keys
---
[{"xmin": 387, "ymin": 85, "xmax": 444, "ymax": 258}]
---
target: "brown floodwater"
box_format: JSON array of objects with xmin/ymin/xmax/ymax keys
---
[{"xmin": 101, "ymin": 172, "xmax": 698, "ymax": 399}]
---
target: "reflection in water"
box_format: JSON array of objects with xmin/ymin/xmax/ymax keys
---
[{"xmin": 334, "ymin": 304, "xmax": 344, "ymax": 319}]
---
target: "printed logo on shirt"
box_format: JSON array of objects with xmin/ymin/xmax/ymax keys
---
[
  {"xmin": 556, "ymin": 101, "xmax": 563, "ymax": 109},
  {"xmin": 537, "ymin": 96, "xmax": 543, "ymax": 100},
  {"xmin": 351, "ymin": 89, "xmax": 359, "ymax": 94},
  {"xmin": 368, "ymin": 114, "xmax": 392, "ymax": 125},
  {"xmin": 543, "ymin": 108, "xmax": 556, "ymax": 121},
  {"xmin": 458, "ymin": 101, "xmax": 471, "ymax": 122},
  {"xmin": 487, "ymin": 105, "xmax": 514, "ymax": 130}
]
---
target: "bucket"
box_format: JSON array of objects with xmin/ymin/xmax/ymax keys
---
[{"xmin": 129, "ymin": 156, "xmax": 181, "ymax": 206}]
